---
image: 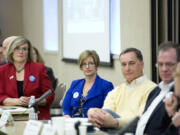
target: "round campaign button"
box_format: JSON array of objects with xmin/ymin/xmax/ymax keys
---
[
  {"xmin": 29, "ymin": 75, "xmax": 36, "ymax": 82},
  {"xmin": 73, "ymin": 92, "xmax": 79, "ymax": 98}
]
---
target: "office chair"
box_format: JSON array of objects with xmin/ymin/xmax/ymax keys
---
[{"xmin": 50, "ymin": 83, "xmax": 66, "ymax": 117}]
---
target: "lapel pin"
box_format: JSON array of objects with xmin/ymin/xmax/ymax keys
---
[
  {"xmin": 9, "ymin": 76, "xmax": 14, "ymax": 80},
  {"xmin": 73, "ymin": 92, "xmax": 79, "ymax": 98},
  {"xmin": 29, "ymin": 75, "xmax": 36, "ymax": 82}
]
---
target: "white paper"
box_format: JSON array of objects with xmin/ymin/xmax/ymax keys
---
[
  {"xmin": 0, "ymin": 106, "xmax": 28, "ymax": 114},
  {"xmin": 23, "ymin": 120, "xmax": 42, "ymax": 135},
  {"xmin": 41, "ymin": 124, "xmax": 56, "ymax": 135},
  {"xmin": 0, "ymin": 111, "xmax": 10, "ymax": 127}
]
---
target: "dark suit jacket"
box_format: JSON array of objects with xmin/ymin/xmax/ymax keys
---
[
  {"xmin": 0, "ymin": 62, "xmax": 54, "ymax": 120},
  {"xmin": 143, "ymin": 86, "xmax": 178, "ymax": 135},
  {"xmin": 45, "ymin": 66, "xmax": 56, "ymax": 90}
]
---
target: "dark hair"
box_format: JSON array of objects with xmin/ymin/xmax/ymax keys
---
[
  {"xmin": 158, "ymin": 42, "xmax": 180, "ymax": 62},
  {"xmin": 33, "ymin": 46, "xmax": 45, "ymax": 64},
  {"xmin": 120, "ymin": 48, "xmax": 143, "ymax": 61}
]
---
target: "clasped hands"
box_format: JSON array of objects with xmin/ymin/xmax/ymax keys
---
[
  {"xmin": 18, "ymin": 96, "xmax": 47, "ymax": 107},
  {"xmin": 18, "ymin": 96, "xmax": 30, "ymax": 106},
  {"xmin": 87, "ymin": 108, "xmax": 119, "ymax": 128}
]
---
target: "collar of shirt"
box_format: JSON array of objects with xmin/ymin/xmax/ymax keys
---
[
  {"xmin": 159, "ymin": 81, "xmax": 174, "ymax": 94},
  {"xmin": 125, "ymin": 75, "xmax": 148, "ymax": 90}
]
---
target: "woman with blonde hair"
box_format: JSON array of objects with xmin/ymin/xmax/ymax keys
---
[
  {"xmin": 0, "ymin": 36, "xmax": 54, "ymax": 120},
  {"xmin": 62, "ymin": 50, "xmax": 114, "ymax": 118}
]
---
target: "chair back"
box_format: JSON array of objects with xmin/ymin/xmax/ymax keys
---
[{"xmin": 51, "ymin": 83, "xmax": 66, "ymax": 108}]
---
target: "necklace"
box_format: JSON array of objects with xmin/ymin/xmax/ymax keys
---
[
  {"xmin": 83, "ymin": 88, "xmax": 91, "ymax": 97},
  {"xmin": 16, "ymin": 67, "xmax": 24, "ymax": 73}
]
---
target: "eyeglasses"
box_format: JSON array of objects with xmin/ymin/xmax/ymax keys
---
[
  {"xmin": 14, "ymin": 47, "xmax": 29, "ymax": 52},
  {"xmin": 81, "ymin": 62, "xmax": 95, "ymax": 68},
  {"xmin": 156, "ymin": 62, "xmax": 177, "ymax": 68}
]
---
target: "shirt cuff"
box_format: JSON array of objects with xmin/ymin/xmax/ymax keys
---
[{"xmin": 116, "ymin": 117, "xmax": 129, "ymax": 128}]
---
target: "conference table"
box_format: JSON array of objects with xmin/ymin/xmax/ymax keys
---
[
  {"xmin": 0, "ymin": 121, "xmax": 26, "ymax": 135},
  {"xmin": 0, "ymin": 106, "xmax": 109, "ymax": 135},
  {"xmin": 0, "ymin": 117, "xmax": 107, "ymax": 135},
  {"xmin": 0, "ymin": 119, "xmax": 109, "ymax": 135}
]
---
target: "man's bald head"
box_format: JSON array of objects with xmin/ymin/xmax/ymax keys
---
[{"xmin": 2, "ymin": 36, "xmax": 18, "ymax": 50}]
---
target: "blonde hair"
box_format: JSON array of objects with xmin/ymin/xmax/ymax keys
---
[
  {"xmin": 78, "ymin": 50, "xmax": 100, "ymax": 69},
  {"xmin": 6, "ymin": 36, "xmax": 34, "ymax": 64}
]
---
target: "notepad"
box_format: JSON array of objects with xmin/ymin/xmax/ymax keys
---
[
  {"xmin": 0, "ymin": 106, "xmax": 29, "ymax": 115},
  {"xmin": 0, "ymin": 106, "xmax": 29, "ymax": 121}
]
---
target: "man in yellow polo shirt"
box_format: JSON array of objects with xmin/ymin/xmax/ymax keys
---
[{"xmin": 88, "ymin": 48, "xmax": 157, "ymax": 128}]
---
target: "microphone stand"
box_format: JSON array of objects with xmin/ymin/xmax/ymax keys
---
[
  {"xmin": 29, "ymin": 96, "xmax": 39, "ymax": 120},
  {"xmin": 29, "ymin": 105, "xmax": 38, "ymax": 120},
  {"xmin": 28, "ymin": 89, "xmax": 54, "ymax": 120},
  {"xmin": 75, "ymin": 121, "xmax": 81, "ymax": 135}
]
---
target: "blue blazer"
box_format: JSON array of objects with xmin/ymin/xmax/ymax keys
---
[
  {"xmin": 143, "ymin": 86, "xmax": 178, "ymax": 135},
  {"xmin": 62, "ymin": 75, "xmax": 114, "ymax": 117}
]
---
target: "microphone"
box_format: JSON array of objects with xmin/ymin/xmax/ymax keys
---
[
  {"xmin": 74, "ymin": 121, "xmax": 81, "ymax": 135},
  {"xmin": 29, "ymin": 89, "xmax": 54, "ymax": 108},
  {"xmin": 116, "ymin": 116, "xmax": 139, "ymax": 135}
]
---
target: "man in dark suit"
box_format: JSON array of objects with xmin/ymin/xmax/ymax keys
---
[{"xmin": 135, "ymin": 42, "xmax": 179, "ymax": 135}]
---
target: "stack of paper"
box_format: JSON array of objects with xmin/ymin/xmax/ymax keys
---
[{"xmin": 0, "ymin": 106, "xmax": 29, "ymax": 121}]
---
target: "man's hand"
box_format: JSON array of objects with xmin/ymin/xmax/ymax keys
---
[
  {"xmin": 88, "ymin": 108, "xmax": 119, "ymax": 128},
  {"xmin": 163, "ymin": 94, "xmax": 178, "ymax": 117},
  {"xmin": 172, "ymin": 109, "xmax": 180, "ymax": 127},
  {"xmin": 88, "ymin": 108, "xmax": 104, "ymax": 128}
]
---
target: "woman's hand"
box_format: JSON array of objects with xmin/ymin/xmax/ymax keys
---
[
  {"xmin": 2, "ymin": 97, "xmax": 30, "ymax": 106},
  {"xmin": 64, "ymin": 115, "xmax": 71, "ymax": 118},
  {"xmin": 19, "ymin": 96, "xmax": 30, "ymax": 106}
]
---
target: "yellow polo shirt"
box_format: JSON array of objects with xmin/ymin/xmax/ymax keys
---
[{"xmin": 103, "ymin": 75, "xmax": 157, "ymax": 128}]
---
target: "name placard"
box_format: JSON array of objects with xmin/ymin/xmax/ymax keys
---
[
  {"xmin": 41, "ymin": 124, "xmax": 56, "ymax": 135},
  {"xmin": 23, "ymin": 120, "xmax": 42, "ymax": 135},
  {"xmin": 0, "ymin": 111, "xmax": 12, "ymax": 127}
]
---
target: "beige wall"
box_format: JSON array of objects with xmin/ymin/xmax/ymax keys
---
[
  {"xmin": 0, "ymin": 0, "xmax": 23, "ymax": 43},
  {"xmin": 2, "ymin": 0, "xmax": 152, "ymax": 88},
  {"xmin": 120, "ymin": 0, "xmax": 152, "ymax": 79}
]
